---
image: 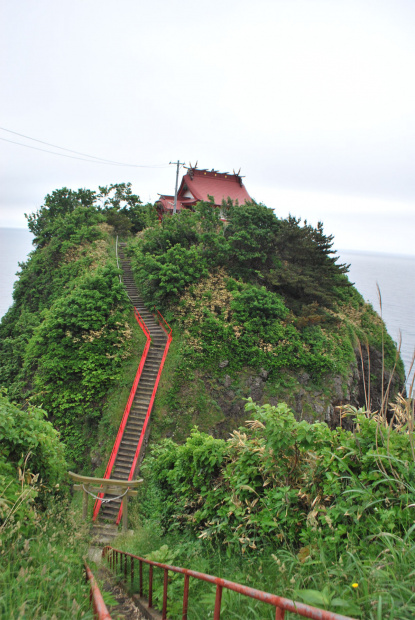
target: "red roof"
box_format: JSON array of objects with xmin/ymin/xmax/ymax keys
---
[
  {"xmin": 178, "ymin": 168, "xmax": 252, "ymax": 206},
  {"xmin": 156, "ymin": 168, "xmax": 252, "ymax": 217},
  {"xmin": 158, "ymin": 195, "xmax": 186, "ymax": 212}
]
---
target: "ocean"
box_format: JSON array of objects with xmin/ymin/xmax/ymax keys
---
[
  {"xmin": 0, "ymin": 227, "xmax": 34, "ymax": 318},
  {"xmin": 0, "ymin": 228, "xmax": 414, "ymax": 385},
  {"xmin": 340, "ymin": 250, "xmax": 415, "ymax": 387}
]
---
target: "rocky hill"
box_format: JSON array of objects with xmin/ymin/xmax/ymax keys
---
[
  {"xmin": 0, "ymin": 187, "xmax": 405, "ymax": 467},
  {"xmin": 126, "ymin": 199, "xmax": 405, "ymax": 442}
]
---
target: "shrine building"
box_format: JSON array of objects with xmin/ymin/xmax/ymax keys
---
[{"xmin": 156, "ymin": 167, "xmax": 252, "ymax": 218}]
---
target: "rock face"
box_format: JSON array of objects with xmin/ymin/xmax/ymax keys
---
[{"xmin": 209, "ymin": 347, "xmax": 405, "ymax": 437}]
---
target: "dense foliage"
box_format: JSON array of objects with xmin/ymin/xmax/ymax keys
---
[
  {"xmin": 0, "ymin": 184, "xmax": 409, "ymax": 618},
  {"xmin": 143, "ymin": 399, "xmax": 415, "ymax": 553},
  {"xmin": 0, "ymin": 509, "xmax": 93, "ymax": 620},
  {"xmin": 0, "ymin": 392, "xmax": 66, "ymax": 536},
  {"xmin": 0, "ymin": 185, "xmax": 153, "ymax": 464},
  {"xmin": 0, "ymin": 394, "xmax": 92, "ymax": 618},
  {"xmin": 0, "ymin": 392, "xmax": 66, "ymax": 486},
  {"xmin": 128, "ymin": 201, "xmax": 403, "ymax": 396},
  {"xmin": 125, "ymin": 398, "xmax": 415, "ymax": 618}
]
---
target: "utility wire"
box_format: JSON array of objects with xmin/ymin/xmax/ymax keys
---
[
  {"xmin": 0, "ymin": 127, "xmax": 168, "ymax": 168},
  {"xmin": 0, "ymin": 136, "xmax": 145, "ymax": 166}
]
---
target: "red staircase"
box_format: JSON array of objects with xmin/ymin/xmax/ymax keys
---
[{"xmin": 93, "ymin": 242, "xmax": 172, "ymax": 524}]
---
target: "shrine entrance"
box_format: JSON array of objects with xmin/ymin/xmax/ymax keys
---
[{"xmin": 69, "ymin": 471, "xmax": 143, "ymax": 532}]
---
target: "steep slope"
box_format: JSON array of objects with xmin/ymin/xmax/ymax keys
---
[
  {"xmin": 127, "ymin": 201, "xmax": 405, "ymax": 441},
  {"xmin": 99, "ymin": 244, "xmax": 167, "ymax": 521}
]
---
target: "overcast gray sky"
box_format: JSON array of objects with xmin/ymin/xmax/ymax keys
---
[{"xmin": 1, "ymin": 0, "xmax": 414, "ymax": 255}]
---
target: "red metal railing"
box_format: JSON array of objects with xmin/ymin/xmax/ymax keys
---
[
  {"xmin": 115, "ymin": 308, "xmax": 172, "ymax": 524},
  {"xmin": 92, "ymin": 307, "xmax": 151, "ymax": 521},
  {"xmin": 102, "ymin": 547, "xmax": 355, "ymax": 620},
  {"xmin": 154, "ymin": 305, "xmax": 173, "ymax": 337},
  {"xmin": 85, "ymin": 561, "xmax": 112, "ymax": 619}
]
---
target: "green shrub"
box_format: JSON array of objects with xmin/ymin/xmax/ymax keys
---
[
  {"xmin": 141, "ymin": 399, "xmax": 415, "ymax": 556},
  {"xmin": 0, "ymin": 393, "xmax": 66, "ymax": 487}
]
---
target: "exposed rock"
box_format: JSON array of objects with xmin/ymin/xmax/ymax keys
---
[
  {"xmin": 259, "ymin": 368, "xmax": 269, "ymax": 380},
  {"xmin": 246, "ymin": 373, "xmax": 265, "ymax": 402},
  {"xmin": 297, "ymin": 372, "xmax": 310, "ymax": 385},
  {"xmin": 219, "ymin": 360, "xmax": 229, "ymax": 368},
  {"xmin": 208, "ymin": 344, "xmax": 405, "ymax": 438},
  {"xmin": 90, "ymin": 445, "xmax": 104, "ymax": 469}
]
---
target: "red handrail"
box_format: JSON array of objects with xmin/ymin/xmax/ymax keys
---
[
  {"xmin": 85, "ymin": 561, "xmax": 112, "ymax": 619},
  {"xmin": 153, "ymin": 305, "xmax": 172, "ymax": 336},
  {"xmin": 102, "ymin": 547, "xmax": 356, "ymax": 620},
  {"xmin": 115, "ymin": 308, "xmax": 172, "ymax": 524},
  {"xmin": 92, "ymin": 307, "xmax": 151, "ymax": 520}
]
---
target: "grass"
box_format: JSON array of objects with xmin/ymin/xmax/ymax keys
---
[
  {"xmin": 0, "ymin": 491, "xmax": 94, "ymax": 619},
  {"xmin": 93, "ymin": 308, "xmax": 147, "ymax": 477},
  {"xmin": 149, "ymin": 336, "xmax": 226, "ymax": 443},
  {"xmin": 110, "ymin": 516, "xmax": 415, "ymax": 619},
  {"xmin": 106, "ymin": 352, "xmax": 415, "ymax": 619}
]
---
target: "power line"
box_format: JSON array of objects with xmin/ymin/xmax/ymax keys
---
[
  {"xmin": 0, "ymin": 136, "xmax": 133, "ymax": 165},
  {"xmin": 0, "ymin": 126, "xmax": 127, "ymax": 164},
  {"xmin": 0, "ymin": 127, "xmax": 168, "ymax": 168}
]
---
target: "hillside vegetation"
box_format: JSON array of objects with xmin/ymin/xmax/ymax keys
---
[
  {"xmin": 0, "ymin": 186, "xmax": 410, "ymax": 619},
  {"xmin": 120, "ymin": 396, "xmax": 415, "ymax": 618},
  {"xmin": 0, "ymin": 184, "xmax": 150, "ymax": 617},
  {"xmin": 0, "ymin": 185, "xmax": 152, "ymax": 465},
  {"xmin": 0, "ymin": 392, "xmax": 93, "ymax": 618},
  {"xmin": 127, "ymin": 199, "xmax": 404, "ymax": 440}
]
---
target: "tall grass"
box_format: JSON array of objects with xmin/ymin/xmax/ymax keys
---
[
  {"xmin": 0, "ymin": 476, "xmax": 94, "ymax": 619},
  {"xmin": 109, "ymin": 363, "xmax": 415, "ymax": 616},
  {"xmin": 111, "ymin": 514, "xmax": 415, "ymax": 619},
  {"xmin": 105, "ymin": 286, "xmax": 415, "ymax": 619}
]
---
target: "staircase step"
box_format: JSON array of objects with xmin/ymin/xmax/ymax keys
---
[
  {"xmin": 123, "ymin": 441, "xmax": 137, "ymax": 453},
  {"xmin": 118, "ymin": 449, "xmax": 136, "ymax": 458},
  {"xmin": 115, "ymin": 457, "xmax": 134, "ymax": 466},
  {"xmin": 98, "ymin": 248, "xmax": 169, "ymax": 525}
]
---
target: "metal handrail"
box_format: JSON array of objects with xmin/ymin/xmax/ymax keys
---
[
  {"xmin": 115, "ymin": 307, "xmax": 172, "ymax": 524},
  {"xmin": 153, "ymin": 305, "xmax": 172, "ymax": 336},
  {"xmin": 115, "ymin": 235, "xmax": 121, "ymax": 276},
  {"xmin": 85, "ymin": 561, "xmax": 112, "ymax": 619},
  {"xmin": 116, "ymin": 235, "xmax": 133, "ymax": 304},
  {"xmin": 92, "ymin": 307, "xmax": 151, "ymax": 520},
  {"xmin": 102, "ymin": 547, "xmax": 356, "ymax": 620}
]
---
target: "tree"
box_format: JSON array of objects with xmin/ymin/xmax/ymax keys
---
[
  {"xmin": 224, "ymin": 202, "xmax": 281, "ymax": 278},
  {"xmin": 97, "ymin": 183, "xmax": 154, "ymax": 234},
  {"xmin": 26, "ymin": 188, "xmax": 97, "ymax": 247},
  {"xmin": 268, "ymin": 216, "xmax": 350, "ymax": 309}
]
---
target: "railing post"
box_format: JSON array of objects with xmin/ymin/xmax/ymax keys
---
[
  {"xmin": 182, "ymin": 573, "xmax": 190, "ymax": 620},
  {"xmin": 82, "ymin": 485, "xmax": 89, "ymax": 520},
  {"xmin": 162, "ymin": 568, "xmax": 168, "ymax": 620},
  {"xmin": 213, "ymin": 584, "xmax": 223, "ymax": 620},
  {"xmin": 149, "ymin": 565, "xmax": 153, "ymax": 608},
  {"xmin": 122, "ymin": 493, "xmax": 128, "ymax": 532},
  {"xmin": 97, "ymin": 549, "xmax": 354, "ymax": 620}
]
